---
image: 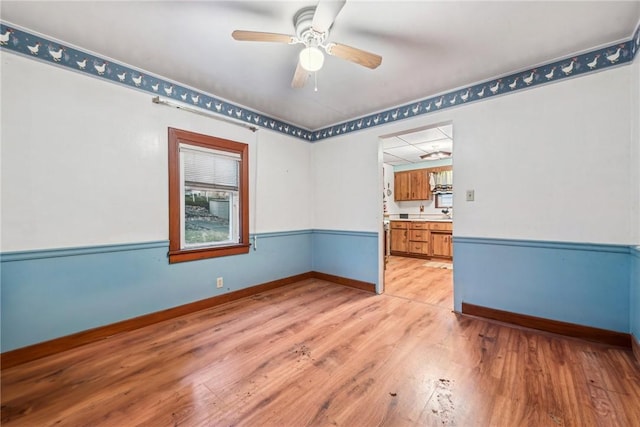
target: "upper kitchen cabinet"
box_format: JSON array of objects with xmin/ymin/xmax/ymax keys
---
[
  {"xmin": 410, "ymin": 169, "xmax": 429, "ymax": 200},
  {"xmin": 394, "ymin": 165, "xmax": 453, "ymax": 202},
  {"xmin": 394, "ymin": 169, "xmax": 429, "ymax": 201},
  {"xmin": 394, "ymin": 171, "xmax": 410, "ymax": 200}
]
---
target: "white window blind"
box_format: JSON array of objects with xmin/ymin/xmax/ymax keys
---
[{"xmin": 180, "ymin": 144, "xmax": 240, "ymax": 191}]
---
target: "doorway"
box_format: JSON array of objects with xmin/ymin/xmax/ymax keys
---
[{"xmin": 379, "ymin": 123, "xmax": 454, "ymax": 307}]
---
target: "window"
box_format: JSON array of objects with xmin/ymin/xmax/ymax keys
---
[
  {"xmin": 168, "ymin": 128, "xmax": 249, "ymax": 263},
  {"xmin": 435, "ymin": 192, "xmax": 453, "ymax": 208}
]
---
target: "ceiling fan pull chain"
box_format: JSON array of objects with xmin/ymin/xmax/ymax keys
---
[{"xmin": 314, "ymin": 71, "xmax": 318, "ymax": 92}]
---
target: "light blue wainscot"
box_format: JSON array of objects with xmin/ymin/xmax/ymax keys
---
[
  {"xmin": 453, "ymin": 237, "xmax": 632, "ymax": 333},
  {"xmin": 311, "ymin": 229, "xmax": 379, "ymax": 288},
  {"xmin": 0, "ymin": 230, "xmax": 312, "ymax": 352},
  {"xmin": 631, "ymin": 246, "xmax": 640, "ymax": 342}
]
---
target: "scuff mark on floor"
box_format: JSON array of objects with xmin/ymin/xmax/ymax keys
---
[{"xmin": 433, "ymin": 378, "xmax": 455, "ymax": 425}]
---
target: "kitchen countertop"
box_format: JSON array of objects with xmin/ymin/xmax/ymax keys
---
[{"xmin": 386, "ymin": 217, "xmax": 452, "ymax": 223}]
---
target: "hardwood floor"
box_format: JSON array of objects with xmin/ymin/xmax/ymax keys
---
[
  {"xmin": 2, "ymin": 263, "xmax": 640, "ymax": 426},
  {"xmin": 384, "ymin": 255, "xmax": 453, "ymax": 309}
]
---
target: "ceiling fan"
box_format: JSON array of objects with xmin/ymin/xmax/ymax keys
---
[{"xmin": 231, "ymin": 0, "xmax": 382, "ymax": 89}]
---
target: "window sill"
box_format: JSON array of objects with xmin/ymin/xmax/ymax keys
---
[{"xmin": 168, "ymin": 243, "xmax": 250, "ymax": 263}]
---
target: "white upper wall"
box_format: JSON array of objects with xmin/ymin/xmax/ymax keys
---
[
  {"xmin": 312, "ymin": 64, "xmax": 638, "ymax": 245},
  {"xmin": 311, "ymin": 135, "xmax": 380, "ymax": 232},
  {"xmin": 0, "ymin": 52, "xmax": 312, "ymax": 252},
  {"xmin": 251, "ymin": 131, "xmax": 313, "ymax": 234},
  {"xmin": 454, "ymin": 66, "xmax": 633, "ymax": 243},
  {"xmin": 2, "ymin": 49, "xmax": 638, "ymax": 250}
]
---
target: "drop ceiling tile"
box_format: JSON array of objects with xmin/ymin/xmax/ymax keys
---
[
  {"xmin": 439, "ymin": 125, "xmax": 453, "ymax": 138},
  {"xmin": 384, "ymin": 124, "xmax": 455, "ymax": 163},
  {"xmin": 382, "ymin": 137, "xmax": 409, "ymax": 150},
  {"xmin": 398, "ymin": 128, "xmax": 449, "ymax": 144},
  {"xmin": 383, "ymin": 152, "xmax": 405, "ymax": 163},
  {"xmin": 413, "ymin": 140, "xmax": 453, "ymax": 153},
  {"xmin": 384, "ymin": 144, "xmax": 424, "ymax": 158}
]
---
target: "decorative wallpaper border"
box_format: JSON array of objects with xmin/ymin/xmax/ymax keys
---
[
  {"xmin": 0, "ymin": 22, "xmax": 314, "ymax": 141},
  {"xmin": 1, "ymin": 21, "xmax": 639, "ymax": 142},
  {"xmin": 314, "ymin": 27, "xmax": 640, "ymax": 141}
]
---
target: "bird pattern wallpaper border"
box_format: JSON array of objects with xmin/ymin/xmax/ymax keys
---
[{"xmin": 1, "ymin": 21, "xmax": 639, "ymax": 142}]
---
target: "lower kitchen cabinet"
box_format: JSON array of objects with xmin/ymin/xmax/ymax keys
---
[
  {"xmin": 408, "ymin": 226, "xmax": 429, "ymax": 255},
  {"xmin": 390, "ymin": 221, "xmax": 408, "ymax": 253},
  {"xmin": 408, "ymin": 241, "xmax": 429, "ymax": 255},
  {"xmin": 430, "ymin": 232, "xmax": 453, "ymax": 258},
  {"xmin": 390, "ymin": 220, "xmax": 453, "ymax": 259}
]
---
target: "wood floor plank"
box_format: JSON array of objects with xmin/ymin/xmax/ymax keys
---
[
  {"xmin": 2, "ymin": 262, "xmax": 640, "ymax": 426},
  {"xmin": 384, "ymin": 256, "xmax": 453, "ymax": 309}
]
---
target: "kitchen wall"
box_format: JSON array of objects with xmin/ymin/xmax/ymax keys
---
[
  {"xmin": 383, "ymin": 163, "xmax": 400, "ymax": 215},
  {"xmin": 312, "ymin": 62, "xmax": 638, "ymax": 333},
  {"xmin": 0, "ymin": 52, "xmax": 314, "ymax": 351}
]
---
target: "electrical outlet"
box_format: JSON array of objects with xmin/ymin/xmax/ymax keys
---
[{"xmin": 216, "ymin": 277, "xmax": 223, "ymax": 288}]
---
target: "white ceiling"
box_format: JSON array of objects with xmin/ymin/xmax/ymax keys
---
[
  {"xmin": 383, "ymin": 124, "xmax": 453, "ymax": 165},
  {"xmin": 1, "ymin": 1, "xmax": 639, "ymax": 131}
]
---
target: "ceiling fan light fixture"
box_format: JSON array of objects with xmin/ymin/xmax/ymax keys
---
[{"xmin": 299, "ymin": 46, "xmax": 324, "ymax": 72}]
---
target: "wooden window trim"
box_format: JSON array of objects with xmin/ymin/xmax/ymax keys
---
[{"xmin": 168, "ymin": 128, "xmax": 249, "ymax": 263}]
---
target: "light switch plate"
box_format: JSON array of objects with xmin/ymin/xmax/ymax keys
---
[{"xmin": 466, "ymin": 190, "xmax": 475, "ymax": 201}]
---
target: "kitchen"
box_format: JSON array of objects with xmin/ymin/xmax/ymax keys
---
[{"xmin": 382, "ymin": 124, "xmax": 454, "ymax": 284}]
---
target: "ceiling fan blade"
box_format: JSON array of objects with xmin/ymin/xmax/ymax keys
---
[
  {"xmin": 312, "ymin": 0, "xmax": 346, "ymax": 33},
  {"xmin": 325, "ymin": 42, "xmax": 382, "ymax": 69},
  {"xmin": 232, "ymin": 30, "xmax": 295, "ymax": 44},
  {"xmin": 291, "ymin": 61, "xmax": 310, "ymax": 89}
]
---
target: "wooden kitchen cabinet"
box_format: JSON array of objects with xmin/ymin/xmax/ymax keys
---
[
  {"xmin": 428, "ymin": 222, "xmax": 453, "ymax": 232},
  {"xmin": 394, "ymin": 166, "xmax": 452, "ymax": 202},
  {"xmin": 410, "ymin": 169, "xmax": 429, "ymax": 200},
  {"xmin": 430, "ymin": 232, "xmax": 453, "ymax": 258},
  {"xmin": 394, "ymin": 172, "xmax": 410, "ymax": 201},
  {"xmin": 390, "ymin": 221, "xmax": 408, "ymax": 253},
  {"xmin": 408, "ymin": 223, "xmax": 429, "ymax": 255},
  {"xmin": 428, "ymin": 221, "xmax": 453, "ymax": 258},
  {"xmin": 390, "ymin": 220, "xmax": 453, "ymax": 259},
  {"xmin": 394, "ymin": 170, "xmax": 429, "ymax": 201}
]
